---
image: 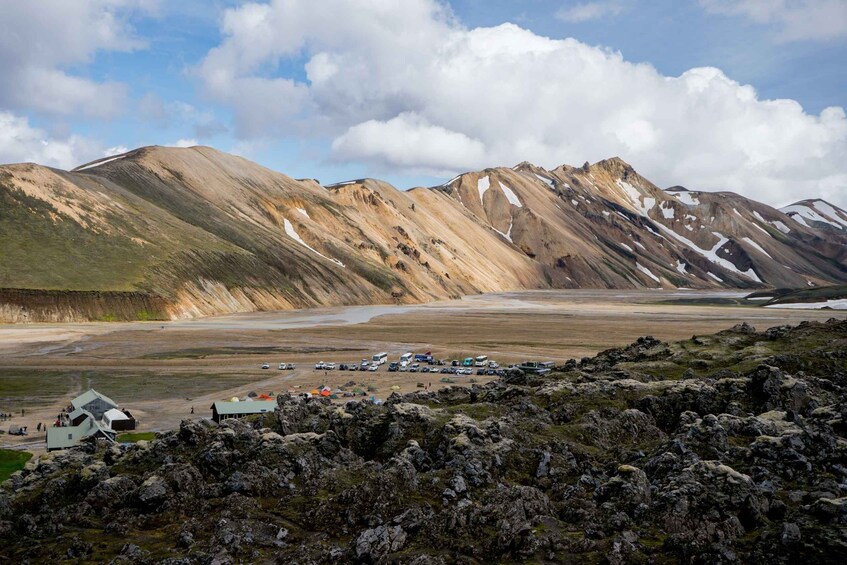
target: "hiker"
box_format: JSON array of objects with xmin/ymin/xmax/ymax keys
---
[
  {"xmin": 36, "ymin": 423, "xmax": 41, "ymax": 432},
  {"xmin": 190, "ymin": 406, "xmax": 194, "ymax": 415}
]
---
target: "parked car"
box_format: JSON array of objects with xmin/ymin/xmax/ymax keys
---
[
  {"xmin": 388, "ymin": 362, "xmax": 399, "ymax": 372},
  {"xmin": 350, "ymin": 364, "xmax": 359, "ymax": 371},
  {"xmin": 359, "ymin": 364, "xmax": 368, "ymax": 371},
  {"xmin": 287, "ymin": 364, "xmax": 296, "ymax": 370},
  {"xmin": 451, "ymin": 360, "xmax": 459, "ymax": 367},
  {"xmin": 278, "ymin": 363, "xmax": 287, "ymax": 370},
  {"xmin": 261, "ymin": 363, "xmax": 270, "ymax": 369},
  {"xmin": 440, "ymin": 368, "xmax": 450, "ymax": 374},
  {"xmin": 477, "ymin": 368, "xmax": 486, "ymax": 375},
  {"xmin": 339, "ymin": 364, "xmax": 349, "ymax": 371},
  {"xmin": 368, "ymin": 365, "xmax": 378, "ymax": 372},
  {"xmin": 315, "ymin": 362, "xmax": 325, "ymax": 370},
  {"xmin": 325, "ymin": 363, "xmax": 337, "ymax": 370},
  {"xmin": 486, "ymin": 369, "xmax": 497, "ymax": 376}
]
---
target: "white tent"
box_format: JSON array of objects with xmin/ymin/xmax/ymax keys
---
[{"xmin": 102, "ymin": 408, "xmax": 129, "ymax": 429}]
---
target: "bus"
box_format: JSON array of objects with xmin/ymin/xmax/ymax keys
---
[
  {"xmin": 372, "ymin": 352, "xmax": 388, "ymax": 365},
  {"xmin": 400, "ymin": 352, "xmax": 413, "ymax": 367},
  {"xmin": 414, "ymin": 353, "xmax": 433, "ymax": 363},
  {"xmin": 474, "ymin": 355, "xmax": 488, "ymax": 367},
  {"xmin": 462, "ymin": 357, "xmax": 474, "ymax": 367}
]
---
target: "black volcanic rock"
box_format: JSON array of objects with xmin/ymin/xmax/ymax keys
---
[{"xmin": 2, "ymin": 320, "xmax": 847, "ymax": 563}]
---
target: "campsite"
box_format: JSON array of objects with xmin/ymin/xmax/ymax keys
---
[{"xmin": 0, "ymin": 289, "xmax": 840, "ymax": 452}]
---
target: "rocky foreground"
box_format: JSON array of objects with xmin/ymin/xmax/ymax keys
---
[{"xmin": 2, "ymin": 320, "xmax": 847, "ymax": 563}]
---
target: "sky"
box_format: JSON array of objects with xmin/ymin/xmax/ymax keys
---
[{"xmin": 0, "ymin": 0, "xmax": 845, "ymax": 208}]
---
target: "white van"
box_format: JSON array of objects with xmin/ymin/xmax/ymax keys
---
[
  {"xmin": 372, "ymin": 352, "xmax": 388, "ymax": 365},
  {"xmin": 399, "ymin": 352, "xmax": 413, "ymax": 367}
]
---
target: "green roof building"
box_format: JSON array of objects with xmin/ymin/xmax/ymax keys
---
[
  {"xmin": 69, "ymin": 389, "xmax": 118, "ymax": 420},
  {"xmin": 211, "ymin": 401, "xmax": 277, "ymax": 424},
  {"xmin": 46, "ymin": 411, "xmax": 115, "ymax": 451}
]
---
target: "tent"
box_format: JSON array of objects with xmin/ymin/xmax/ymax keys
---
[
  {"xmin": 320, "ymin": 389, "xmax": 331, "ymax": 397},
  {"xmin": 230, "ymin": 397, "xmax": 239, "ymax": 402},
  {"xmin": 257, "ymin": 394, "xmax": 274, "ymax": 401},
  {"xmin": 310, "ymin": 389, "xmax": 320, "ymax": 395},
  {"xmin": 391, "ymin": 385, "xmax": 400, "ymax": 391}
]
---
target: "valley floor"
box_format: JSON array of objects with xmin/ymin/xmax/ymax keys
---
[{"xmin": 0, "ymin": 289, "xmax": 841, "ymax": 451}]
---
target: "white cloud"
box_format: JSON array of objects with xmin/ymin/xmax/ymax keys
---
[
  {"xmin": 0, "ymin": 0, "xmax": 153, "ymax": 118},
  {"xmin": 556, "ymin": 1, "xmax": 627, "ymax": 23},
  {"xmin": 104, "ymin": 145, "xmax": 129, "ymax": 157},
  {"xmin": 171, "ymin": 138, "xmax": 198, "ymax": 147},
  {"xmin": 197, "ymin": 0, "xmax": 847, "ymax": 208},
  {"xmin": 332, "ymin": 113, "xmax": 487, "ymax": 176},
  {"xmin": 700, "ymin": 0, "xmax": 847, "ymax": 42},
  {"xmin": 0, "ymin": 111, "xmax": 105, "ymax": 169}
]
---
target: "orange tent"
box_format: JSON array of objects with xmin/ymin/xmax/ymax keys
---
[
  {"xmin": 310, "ymin": 389, "xmax": 320, "ymax": 395},
  {"xmin": 257, "ymin": 394, "xmax": 274, "ymax": 400},
  {"xmin": 320, "ymin": 389, "xmax": 331, "ymax": 397}
]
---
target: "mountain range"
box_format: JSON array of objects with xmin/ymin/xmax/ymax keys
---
[{"xmin": 1, "ymin": 145, "xmax": 845, "ymax": 321}]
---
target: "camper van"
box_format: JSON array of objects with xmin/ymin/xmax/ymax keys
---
[
  {"xmin": 462, "ymin": 357, "xmax": 474, "ymax": 367},
  {"xmin": 399, "ymin": 352, "xmax": 413, "ymax": 367},
  {"xmin": 372, "ymin": 352, "xmax": 388, "ymax": 365},
  {"xmin": 474, "ymin": 355, "xmax": 488, "ymax": 367}
]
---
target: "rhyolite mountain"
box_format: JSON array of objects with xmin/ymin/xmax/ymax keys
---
[{"xmin": 1, "ymin": 145, "xmax": 845, "ymax": 321}]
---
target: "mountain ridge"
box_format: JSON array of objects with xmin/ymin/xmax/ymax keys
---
[{"xmin": 1, "ymin": 145, "xmax": 845, "ymax": 321}]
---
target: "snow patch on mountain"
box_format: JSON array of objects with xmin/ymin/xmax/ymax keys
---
[
  {"xmin": 636, "ymin": 262, "xmax": 661, "ymax": 283},
  {"xmin": 534, "ymin": 174, "xmax": 554, "ymax": 189},
  {"xmin": 781, "ymin": 202, "xmax": 847, "ymax": 230},
  {"xmin": 617, "ymin": 180, "xmax": 655, "ymax": 216},
  {"xmin": 656, "ymin": 224, "xmax": 760, "ymax": 282},
  {"xmin": 477, "ymin": 175, "xmax": 490, "ymax": 203},
  {"xmin": 499, "ymin": 181, "xmax": 522, "ymax": 208},
  {"xmin": 76, "ymin": 154, "xmax": 126, "ymax": 172},
  {"xmin": 284, "ymin": 218, "xmax": 345, "ymax": 267},
  {"xmin": 672, "ymin": 192, "xmax": 700, "ymax": 206},
  {"xmin": 742, "ymin": 237, "xmax": 771, "ymax": 259},
  {"xmin": 765, "ymin": 299, "xmax": 847, "ymax": 310}
]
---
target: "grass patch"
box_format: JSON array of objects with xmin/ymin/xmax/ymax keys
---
[
  {"xmin": 0, "ymin": 369, "xmax": 78, "ymax": 411},
  {"xmin": 117, "ymin": 432, "xmax": 156, "ymax": 443},
  {"xmin": 0, "ymin": 449, "xmax": 32, "ymax": 483}
]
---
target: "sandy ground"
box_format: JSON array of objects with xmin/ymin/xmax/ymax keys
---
[{"xmin": 1, "ymin": 289, "xmax": 842, "ymax": 452}]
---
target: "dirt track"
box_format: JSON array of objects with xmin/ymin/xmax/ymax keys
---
[{"xmin": 1, "ymin": 290, "xmax": 842, "ymax": 451}]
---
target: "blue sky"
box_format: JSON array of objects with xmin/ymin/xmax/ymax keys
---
[{"xmin": 1, "ymin": 0, "xmax": 845, "ymax": 207}]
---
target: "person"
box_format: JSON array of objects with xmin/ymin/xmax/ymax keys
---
[
  {"xmin": 190, "ymin": 406, "xmax": 194, "ymax": 415},
  {"xmin": 36, "ymin": 422, "xmax": 40, "ymax": 432}
]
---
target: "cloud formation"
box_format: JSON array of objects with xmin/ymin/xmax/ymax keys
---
[
  {"xmin": 0, "ymin": 0, "xmax": 151, "ymax": 118},
  {"xmin": 0, "ymin": 111, "xmax": 104, "ymax": 169},
  {"xmin": 195, "ymin": 0, "xmax": 845, "ymax": 207},
  {"xmin": 556, "ymin": 1, "xmax": 627, "ymax": 23},
  {"xmin": 700, "ymin": 0, "xmax": 847, "ymax": 42}
]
